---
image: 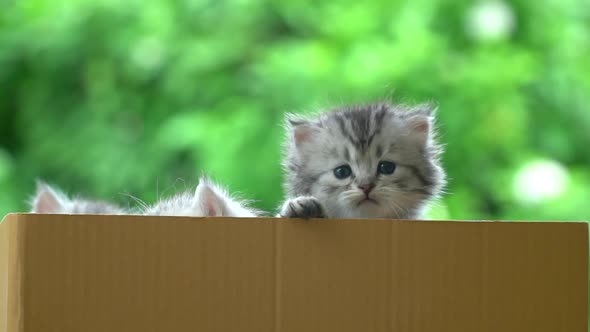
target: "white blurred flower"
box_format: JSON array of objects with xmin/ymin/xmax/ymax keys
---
[
  {"xmin": 131, "ymin": 37, "xmax": 165, "ymax": 72},
  {"xmin": 513, "ymin": 159, "xmax": 569, "ymax": 205},
  {"xmin": 465, "ymin": 0, "xmax": 516, "ymax": 42}
]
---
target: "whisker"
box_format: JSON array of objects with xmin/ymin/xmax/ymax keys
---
[{"xmin": 119, "ymin": 192, "xmax": 150, "ymax": 213}]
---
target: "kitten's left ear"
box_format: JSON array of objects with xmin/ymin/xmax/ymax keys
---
[
  {"xmin": 194, "ymin": 178, "xmax": 227, "ymax": 217},
  {"xmin": 406, "ymin": 103, "xmax": 437, "ymax": 142},
  {"xmin": 31, "ymin": 181, "xmax": 68, "ymax": 213}
]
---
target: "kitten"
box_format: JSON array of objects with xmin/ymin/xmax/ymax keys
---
[
  {"xmin": 143, "ymin": 177, "xmax": 259, "ymax": 217},
  {"xmin": 31, "ymin": 181, "xmax": 126, "ymax": 214},
  {"xmin": 279, "ymin": 101, "xmax": 446, "ymax": 220}
]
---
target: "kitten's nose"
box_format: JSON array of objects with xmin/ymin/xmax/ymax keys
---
[{"xmin": 358, "ymin": 183, "xmax": 375, "ymax": 195}]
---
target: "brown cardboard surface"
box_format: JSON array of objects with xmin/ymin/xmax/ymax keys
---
[{"xmin": 0, "ymin": 213, "xmax": 587, "ymax": 332}]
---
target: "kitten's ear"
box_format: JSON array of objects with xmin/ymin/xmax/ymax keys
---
[
  {"xmin": 194, "ymin": 178, "xmax": 227, "ymax": 217},
  {"xmin": 406, "ymin": 103, "xmax": 437, "ymax": 142},
  {"xmin": 31, "ymin": 181, "xmax": 67, "ymax": 213},
  {"xmin": 285, "ymin": 114, "xmax": 319, "ymax": 148}
]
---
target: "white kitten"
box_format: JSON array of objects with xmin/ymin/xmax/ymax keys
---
[
  {"xmin": 30, "ymin": 181, "xmax": 126, "ymax": 214},
  {"xmin": 143, "ymin": 177, "xmax": 259, "ymax": 217}
]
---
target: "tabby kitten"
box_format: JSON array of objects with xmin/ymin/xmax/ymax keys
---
[
  {"xmin": 31, "ymin": 181, "xmax": 126, "ymax": 214},
  {"xmin": 143, "ymin": 177, "xmax": 259, "ymax": 217},
  {"xmin": 279, "ymin": 102, "xmax": 446, "ymax": 220}
]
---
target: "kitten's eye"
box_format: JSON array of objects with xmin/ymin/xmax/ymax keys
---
[
  {"xmin": 333, "ymin": 165, "xmax": 352, "ymax": 179},
  {"xmin": 378, "ymin": 161, "xmax": 396, "ymax": 175}
]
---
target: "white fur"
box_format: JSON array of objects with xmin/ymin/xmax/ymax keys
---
[
  {"xmin": 30, "ymin": 181, "xmax": 126, "ymax": 214},
  {"xmin": 143, "ymin": 178, "xmax": 259, "ymax": 217}
]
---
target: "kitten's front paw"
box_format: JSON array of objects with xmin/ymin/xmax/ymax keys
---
[{"xmin": 279, "ymin": 196, "xmax": 325, "ymax": 219}]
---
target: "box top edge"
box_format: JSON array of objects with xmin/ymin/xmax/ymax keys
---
[{"xmin": 0, "ymin": 213, "xmax": 587, "ymax": 225}]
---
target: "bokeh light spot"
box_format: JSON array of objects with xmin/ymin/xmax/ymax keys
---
[{"xmin": 513, "ymin": 159, "xmax": 569, "ymax": 205}]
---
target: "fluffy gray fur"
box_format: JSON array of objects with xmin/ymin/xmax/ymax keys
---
[
  {"xmin": 279, "ymin": 101, "xmax": 446, "ymax": 219},
  {"xmin": 143, "ymin": 177, "xmax": 260, "ymax": 217},
  {"xmin": 31, "ymin": 181, "xmax": 126, "ymax": 214}
]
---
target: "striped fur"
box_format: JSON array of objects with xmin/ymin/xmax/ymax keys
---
[{"xmin": 281, "ymin": 102, "xmax": 446, "ymax": 219}]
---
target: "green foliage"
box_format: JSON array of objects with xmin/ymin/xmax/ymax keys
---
[{"xmin": 1, "ymin": 0, "xmax": 589, "ymax": 221}]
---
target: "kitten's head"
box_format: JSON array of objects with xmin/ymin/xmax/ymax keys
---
[
  {"xmin": 144, "ymin": 177, "xmax": 258, "ymax": 217},
  {"xmin": 283, "ymin": 102, "xmax": 446, "ymax": 219},
  {"xmin": 30, "ymin": 181, "xmax": 125, "ymax": 214}
]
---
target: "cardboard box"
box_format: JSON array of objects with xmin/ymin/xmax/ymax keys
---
[{"xmin": 0, "ymin": 213, "xmax": 587, "ymax": 332}]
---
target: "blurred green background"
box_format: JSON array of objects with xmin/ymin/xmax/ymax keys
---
[{"xmin": 0, "ymin": 0, "xmax": 589, "ymax": 221}]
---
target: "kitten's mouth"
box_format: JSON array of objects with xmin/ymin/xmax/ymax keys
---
[{"xmin": 357, "ymin": 197, "xmax": 378, "ymax": 206}]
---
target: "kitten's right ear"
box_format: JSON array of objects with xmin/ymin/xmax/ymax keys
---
[
  {"xmin": 405, "ymin": 103, "xmax": 437, "ymax": 143},
  {"xmin": 285, "ymin": 114, "xmax": 319, "ymax": 148},
  {"xmin": 31, "ymin": 181, "xmax": 66, "ymax": 213},
  {"xmin": 194, "ymin": 178, "xmax": 227, "ymax": 217}
]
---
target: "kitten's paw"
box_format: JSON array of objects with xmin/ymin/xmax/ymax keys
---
[{"xmin": 279, "ymin": 196, "xmax": 325, "ymax": 219}]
